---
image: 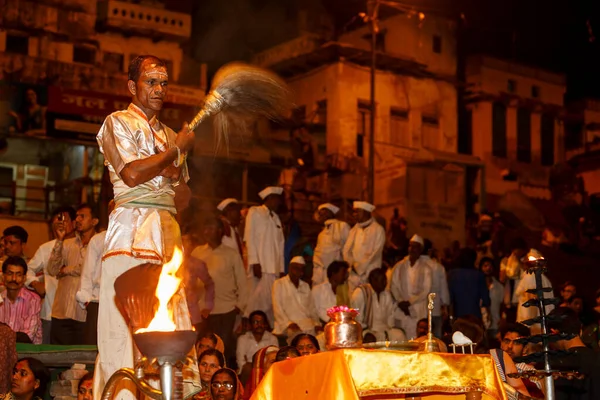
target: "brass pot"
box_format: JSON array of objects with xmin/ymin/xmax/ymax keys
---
[{"xmin": 325, "ymin": 311, "xmax": 363, "ymax": 350}]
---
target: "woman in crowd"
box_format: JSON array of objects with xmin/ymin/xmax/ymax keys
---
[
  {"xmin": 243, "ymin": 346, "xmax": 278, "ymax": 400},
  {"xmin": 210, "ymin": 368, "xmax": 243, "ymax": 400},
  {"xmin": 1, "ymin": 358, "xmax": 50, "ymax": 400},
  {"xmin": 290, "ymin": 334, "xmax": 320, "ymax": 356},
  {"xmin": 76, "ymin": 372, "xmax": 93, "ymax": 400},
  {"xmin": 195, "ymin": 349, "xmax": 226, "ymax": 400},
  {"xmin": 274, "ymin": 346, "xmax": 300, "ymax": 362},
  {"xmin": 196, "ymin": 332, "xmax": 226, "ymax": 356}
]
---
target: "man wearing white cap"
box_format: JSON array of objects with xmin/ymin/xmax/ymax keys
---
[
  {"xmin": 272, "ymin": 256, "xmax": 321, "ymax": 338},
  {"xmin": 390, "ymin": 234, "xmax": 433, "ymax": 338},
  {"xmin": 342, "ymin": 201, "xmax": 386, "ymax": 294},
  {"xmin": 244, "ymin": 186, "xmax": 285, "ymax": 324},
  {"xmin": 312, "ymin": 203, "xmax": 350, "ymax": 285},
  {"xmin": 217, "ymin": 198, "xmax": 244, "ymax": 261}
]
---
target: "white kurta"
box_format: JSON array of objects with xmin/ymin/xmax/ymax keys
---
[
  {"xmin": 94, "ymin": 103, "xmax": 198, "ymax": 400},
  {"xmin": 312, "ymin": 219, "xmax": 350, "ymax": 285},
  {"xmin": 343, "ymin": 218, "xmax": 385, "ymax": 293},
  {"xmin": 76, "ymin": 231, "xmax": 106, "ymax": 305},
  {"xmin": 235, "ymin": 330, "xmax": 279, "ymax": 373},
  {"xmin": 514, "ymin": 272, "xmax": 554, "ymax": 329},
  {"xmin": 390, "ymin": 256, "xmax": 433, "ymax": 338},
  {"xmin": 191, "ymin": 244, "xmax": 248, "ymax": 315},
  {"xmin": 311, "ymin": 282, "xmax": 337, "ymax": 323},
  {"xmin": 26, "ymin": 239, "xmax": 58, "ymax": 322},
  {"xmin": 351, "ymin": 285, "xmax": 406, "ymax": 342},
  {"xmin": 423, "ymin": 255, "xmax": 450, "ymax": 317},
  {"xmin": 272, "ymin": 275, "xmax": 320, "ymax": 335},
  {"xmin": 244, "ymin": 205, "xmax": 284, "ymax": 323}
]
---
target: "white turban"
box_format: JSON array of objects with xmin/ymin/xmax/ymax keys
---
[
  {"xmin": 259, "ymin": 186, "xmax": 284, "ymax": 200},
  {"xmin": 410, "ymin": 234, "xmax": 424, "ymax": 246},
  {"xmin": 290, "ymin": 256, "xmax": 306, "ymax": 265},
  {"xmin": 217, "ymin": 198, "xmax": 238, "ymax": 211},
  {"xmin": 353, "ymin": 201, "xmax": 375, "ymax": 212},
  {"xmin": 318, "ymin": 203, "xmax": 339, "ymax": 214}
]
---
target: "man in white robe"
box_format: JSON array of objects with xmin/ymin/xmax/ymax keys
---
[
  {"xmin": 94, "ymin": 55, "xmax": 197, "ymax": 399},
  {"xmin": 312, "ymin": 203, "xmax": 350, "ymax": 285},
  {"xmin": 311, "ymin": 260, "xmax": 350, "ymax": 323},
  {"xmin": 390, "ymin": 234, "xmax": 433, "ymax": 339},
  {"xmin": 343, "ymin": 201, "xmax": 385, "ymax": 294},
  {"xmin": 244, "ymin": 186, "xmax": 285, "ymax": 325},
  {"xmin": 423, "ymin": 238, "xmax": 449, "ymax": 339},
  {"xmin": 352, "ymin": 268, "xmax": 406, "ymax": 342},
  {"xmin": 217, "ymin": 198, "xmax": 245, "ymax": 262},
  {"xmin": 272, "ymin": 256, "xmax": 321, "ymax": 338}
]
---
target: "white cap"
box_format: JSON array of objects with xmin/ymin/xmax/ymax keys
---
[
  {"xmin": 353, "ymin": 201, "xmax": 375, "ymax": 212},
  {"xmin": 290, "ymin": 256, "xmax": 305, "ymax": 265},
  {"xmin": 318, "ymin": 203, "xmax": 339, "ymax": 214},
  {"xmin": 259, "ymin": 186, "xmax": 284, "ymax": 200},
  {"xmin": 217, "ymin": 198, "xmax": 238, "ymax": 211},
  {"xmin": 410, "ymin": 234, "xmax": 424, "ymax": 246}
]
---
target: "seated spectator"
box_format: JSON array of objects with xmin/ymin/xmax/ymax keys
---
[
  {"xmin": 76, "ymin": 372, "xmax": 93, "ymax": 400},
  {"xmin": 196, "ymin": 332, "xmax": 225, "ymax": 357},
  {"xmin": 272, "ymin": 257, "xmax": 321, "ymax": 339},
  {"xmin": 291, "ymin": 333, "xmax": 320, "ymax": 356},
  {"xmin": 351, "ymin": 268, "xmax": 406, "ymax": 342},
  {"xmin": 243, "ymin": 346, "xmax": 278, "ymax": 400},
  {"xmin": 413, "ymin": 318, "xmax": 447, "ymax": 352},
  {"xmin": 0, "ymin": 257, "xmax": 41, "ymax": 344},
  {"xmin": 559, "ymin": 281, "xmax": 576, "ymax": 307},
  {"xmin": 236, "ymin": 311, "xmax": 277, "ymax": 383},
  {"xmin": 2, "ymin": 358, "xmax": 50, "ymax": 400},
  {"xmin": 0, "ymin": 323, "xmax": 17, "ymax": 393},
  {"xmin": 196, "ymin": 349, "xmax": 225, "ymax": 400},
  {"xmin": 1, "ymin": 226, "xmax": 29, "ymax": 297},
  {"xmin": 210, "ymin": 368, "xmax": 243, "ymax": 400},
  {"xmin": 311, "ymin": 261, "xmax": 349, "ymax": 324},
  {"xmin": 275, "ymin": 346, "xmax": 300, "ymax": 362}
]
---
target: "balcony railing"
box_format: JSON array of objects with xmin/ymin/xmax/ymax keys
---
[{"xmin": 0, "ymin": 52, "xmax": 204, "ymax": 105}]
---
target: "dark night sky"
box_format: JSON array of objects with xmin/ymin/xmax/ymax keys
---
[{"xmin": 187, "ymin": 0, "xmax": 600, "ymax": 100}]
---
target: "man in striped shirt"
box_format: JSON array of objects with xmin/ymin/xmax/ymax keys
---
[{"xmin": 0, "ymin": 256, "xmax": 42, "ymax": 344}]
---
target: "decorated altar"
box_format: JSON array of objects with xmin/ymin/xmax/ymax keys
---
[{"xmin": 251, "ymin": 349, "xmax": 507, "ymax": 400}]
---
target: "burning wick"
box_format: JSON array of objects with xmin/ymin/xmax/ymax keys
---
[{"xmin": 136, "ymin": 247, "xmax": 183, "ymax": 333}]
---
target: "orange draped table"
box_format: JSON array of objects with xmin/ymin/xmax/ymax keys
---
[{"xmin": 251, "ymin": 349, "xmax": 508, "ymax": 400}]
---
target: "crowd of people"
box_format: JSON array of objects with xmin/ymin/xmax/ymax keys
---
[{"xmin": 0, "ymin": 191, "xmax": 599, "ymax": 399}]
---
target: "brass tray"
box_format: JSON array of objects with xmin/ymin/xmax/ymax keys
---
[{"xmin": 361, "ymin": 341, "xmax": 421, "ymax": 351}]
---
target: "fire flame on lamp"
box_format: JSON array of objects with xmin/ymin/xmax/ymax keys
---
[{"xmin": 136, "ymin": 247, "xmax": 183, "ymax": 333}]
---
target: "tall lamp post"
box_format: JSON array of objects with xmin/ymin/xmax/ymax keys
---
[{"xmin": 365, "ymin": 0, "xmax": 380, "ymax": 204}]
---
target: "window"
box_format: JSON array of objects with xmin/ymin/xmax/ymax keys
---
[
  {"xmin": 531, "ymin": 85, "xmax": 540, "ymax": 99},
  {"xmin": 517, "ymin": 108, "xmax": 531, "ymax": 163},
  {"xmin": 390, "ymin": 108, "xmax": 409, "ymax": 146},
  {"xmin": 432, "ymin": 35, "xmax": 442, "ymax": 54},
  {"xmin": 73, "ymin": 46, "xmax": 96, "ymax": 65},
  {"xmin": 357, "ymin": 101, "xmax": 371, "ymax": 157},
  {"xmin": 541, "ymin": 113, "xmax": 554, "ymax": 166},
  {"xmin": 492, "ymin": 102, "xmax": 507, "ymax": 158},
  {"xmin": 421, "ymin": 114, "xmax": 439, "ymax": 149},
  {"xmin": 507, "ymin": 79, "xmax": 517, "ymax": 93},
  {"xmin": 5, "ymin": 34, "xmax": 28, "ymax": 55}
]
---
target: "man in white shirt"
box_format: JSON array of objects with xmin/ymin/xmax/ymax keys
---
[
  {"xmin": 244, "ymin": 186, "xmax": 285, "ymax": 325},
  {"xmin": 352, "ymin": 268, "xmax": 406, "ymax": 342},
  {"xmin": 76, "ymin": 230, "xmax": 106, "ymax": 345},
  {"xmin": 390, "ymin": 234, "xmax": 433, "ymax": 339},
  {"xmin": 480, "ymin": 257, "xmax": 504, "ymax": 341},
  {"xmin": 311, "ymin": 260, "xmax": 350, "ymax": 323},
  {"xmin": 217, "ymin": 198, "xmax": 244, "ymax": 262},
  {"xmin": 343, "ymin": 201, "xmax": 385, "ymax": 294},
  {"xmin": 423, "ymin": 238, "xmax": 450, "ymax": 339},
  {"xmin": 312, "ymin": 203, "xmax": 350, "ymax": 285},
  {"xmin": 192, "ymin": 217, "xmax": 249, "ymax": 365},
  {"xmin": 272, "ymin": 256, "xmax": 321, "ymax": 338},
  {"xmin": 236, "ymin": 310, "xmax": 278, "ymax": 383},
  {"xmin": 26, "ymin": 206, "xmax": 76, "ymax": 344}
]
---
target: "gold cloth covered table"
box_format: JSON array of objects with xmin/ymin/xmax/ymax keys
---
[{"xmin": 251, "ymin": 349, "xmax": 507, "ymax": 400}]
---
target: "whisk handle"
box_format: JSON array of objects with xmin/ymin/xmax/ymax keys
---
[{"xmin": 188, "ymin": 90, "xmax": 226, "ymax": 132}]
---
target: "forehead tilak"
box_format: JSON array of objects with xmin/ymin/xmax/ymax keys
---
[{"xmin": 143, "ymin": 64, "xmax": 168, "ymax": 78}]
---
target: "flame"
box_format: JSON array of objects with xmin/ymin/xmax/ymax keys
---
[{"xmin": 136, "ymin": 247, "xmax": 183, "ymax": 333}]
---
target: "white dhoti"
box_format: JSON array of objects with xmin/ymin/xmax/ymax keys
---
[
  {"xmin": 94, "ymin": 255, "xmax": 201, "ymax": 400},
  {"xmin": 244, "ymin": 273, "xmax": 277, "ymax": 326}
]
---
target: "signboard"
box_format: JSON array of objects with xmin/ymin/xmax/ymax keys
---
[{"xmin": 46, "ymin": 87, "xmax": 198, "ymax": 144}]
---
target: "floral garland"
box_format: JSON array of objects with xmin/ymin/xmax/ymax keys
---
[{"xmin": 327, "ymin": 305, "xmax": 359, "ymax": 318}]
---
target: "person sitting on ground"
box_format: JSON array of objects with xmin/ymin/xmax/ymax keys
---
[
  {"xmin": 236, "ymin": 311, "xmax": 278, "ymax": 384},
  {"xmin": 195, "ymin": 349, "xmax": 225, "ymax": 400},
  {"xmin": 274, "ymin": 346, "xmax": 300, "ymax": 363},
  {"xmin": 1, "ymin": 358, "xmax": 50, "ymax": 400},
  {"xmin": 290, "ymin": 333, "xmax": 320, "ymax": 356},
  {"xmin": 210, "ymin": 368, "xmax": 243, "ymax": 400},
  {"xmin": 196, "ymin": 332, "xmax": 225, "ymax": 357},
  {"xmin": 413, "ymin": 318, "xmax": 447, "ymax": 352},
  {"xmin": 76, "ymin": 372, "xmax": 93, "ymax": 400},
  {"xmin": 243, "ymin": 346, "xmax": 278, "ymax": 400}
]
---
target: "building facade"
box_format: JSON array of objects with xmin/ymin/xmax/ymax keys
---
[{"xmin": 0, "ymin": 0, "xmax": 205, "ymax": 225}]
